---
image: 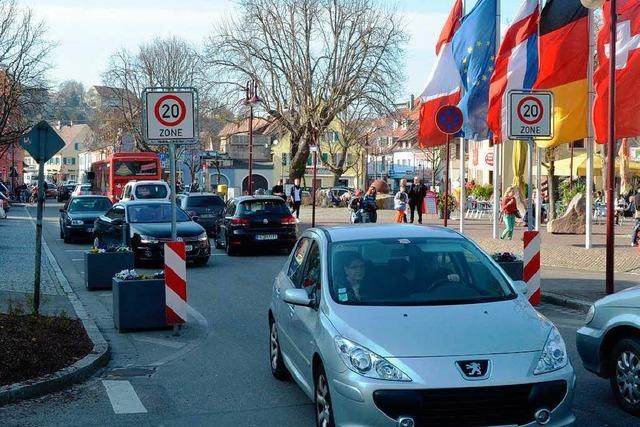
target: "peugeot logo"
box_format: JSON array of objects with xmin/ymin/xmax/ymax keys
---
[
  {"xmin": 263, "ymin": 218, "xmax": 268, "ymax": 224},
  {"xmin": 455, "ymin": 360, "xmax": 490, "ymax": 380}
]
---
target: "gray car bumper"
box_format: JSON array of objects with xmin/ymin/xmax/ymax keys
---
[{"xmin": 576, "ymin": 325, "xmax": 605, "ymax": 377}]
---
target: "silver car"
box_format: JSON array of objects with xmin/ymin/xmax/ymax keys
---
[
  {"xmin": 576, "ymin": 287, "xmax": 640, "ymax": 416},
  {"xmin": 268, "ymin": 225, "xmax": 575, "ymax": 427}
]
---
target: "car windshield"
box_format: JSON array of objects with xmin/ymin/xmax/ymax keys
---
[
  {"xmin": 68, "ymin": 197, "xmax": 112, "ymax": 212},
  {"xmin": 134, "ymin": 184, "xmax": 168, "ymax": 199},
  {"xmin": 127, "ymin": 203, "xmax": 190, "ymax": 223},
  {"xmin": 186, "ymin": 196, "xmax": 224, "ymax": 208},
  {"xmin": 330, "ymin": 238, "xmax": 515, "ymax": 306},
  {"xmin": 238, "ymin": 200, "xmax": 290, "ymax": 215}
]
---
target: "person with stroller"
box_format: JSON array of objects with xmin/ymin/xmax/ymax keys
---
[{"xmin": 362, "ymin": 185, "xmax": 378, "ymax": 223}]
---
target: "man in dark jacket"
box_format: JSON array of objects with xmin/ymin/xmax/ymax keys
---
[{"xmin": 408, "ymin": 176, "xmax": 427, "ymax": 224}]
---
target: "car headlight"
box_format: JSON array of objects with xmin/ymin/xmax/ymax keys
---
[
  {"xmin": 534, "ymin": 327, "xmax": 568, "ymax": 375},
  {"xmin": 71, "ymin": 219, "xmax": 84, "ymax": 225},
  {"xmin": 140, "ymin": 235, "xmax": 159, "ymax": 244},
  {"xmin": 334, "ymin": 336, "xmax": 411, "ymax": 381},
  {"xmin": 585, "ymin": 305, "xmax": 595, "ymax": 325},
  {"xmin": 197, "ymin": 232, "xmax": 208, "ymax": 241}
]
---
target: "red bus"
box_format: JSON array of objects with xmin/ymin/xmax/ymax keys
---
[{"xmin": 90, "ymin": 152, "xmax": 162, "ymax": 202}]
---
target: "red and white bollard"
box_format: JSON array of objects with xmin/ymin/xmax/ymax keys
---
[
  {"xmin": 164, "ymin": 241, "xmax": 187, "ymax": 326},
  {"xmin": 523, "ymin": 231, "xmax": 541, "ymax": 305}
]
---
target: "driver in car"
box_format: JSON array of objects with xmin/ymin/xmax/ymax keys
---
[{"xmin": 336, "ymin": 253, "xmax": 369, "ymax": 303}]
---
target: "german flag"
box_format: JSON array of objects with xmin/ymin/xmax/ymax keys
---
[{"xmin": 533, "ymin": 0, "xmax": 588, "ymax": 148}]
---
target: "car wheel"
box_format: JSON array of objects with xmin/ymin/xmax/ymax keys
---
[
  {"xmin": 59, "ymin": 226, "xmax": 64, "ymax": 239},
  {"xmin": 214, "ymin": 235, "xmax": 223, "ymax": 249},
  {"xmin": 226, "ymin": 235, "xmax": 237, "ymax": 256},
  {"xmin": 610, "ymin": 338, "xmax": 640, "ymax": 415},
  {"xmin": 315, "ymin": 363, "xmax": 335, "ymax": 427},
  {"xmin": 63, "ymin": 230, "xmax": 71, "ymax": 244},
  {"xmin": 269, "ymin": 319, "xmax": 289, "ymax": 380}
]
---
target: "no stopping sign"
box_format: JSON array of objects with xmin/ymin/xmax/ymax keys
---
[
  {"xmin": 508, "ymin": 90, "xmax": 553, "ymax": 140},
  {"xmin": 145, "ymin": 90, "xmax": 196, "ymax": 142}
]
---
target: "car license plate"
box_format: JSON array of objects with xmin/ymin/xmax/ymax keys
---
[
  {"xmin": 87, "ymin": 227, "xmax": 93, "ymax": 232},
  {"xmin": 256, "ymin": 234, "xmax": 277, "ymax": 240},
  {"xmin": 185, "ymin": 245, "xmax": 193, "ymax": 251}
]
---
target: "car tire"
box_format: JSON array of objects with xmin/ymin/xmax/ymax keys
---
[
  {"xmin": 269, "ymin": 319, "xmax": 289, "ymax": 381},
  {"xmin": 609, "ymin": 337, "xmax": 640, "ymax": 415},
  {"xmin": 63, "ymin": 231, "xmax": 71, "ymax": 244},
  {"xmin": 214, "ymin": 235, "xmax": 223, "ymax": 249},
  {"xmin": 315, "ymin": 363, "xmax": 336, "ymax": 427},
  {"xmin": 59, "ymin": 226, "xmax": 64, "ymax": 239},
  {"xmin": 226, "ymin": 235, "xmax": 237, "ymax": 256}
]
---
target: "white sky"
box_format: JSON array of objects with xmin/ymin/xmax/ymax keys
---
[{"xmin": 25, "ymin": 0, "xmax": 520, "ymax": 101}]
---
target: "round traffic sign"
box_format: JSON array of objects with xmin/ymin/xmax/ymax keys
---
[
  {"xmin": 516, "ymin": 96, "xmax": 544, "ymax": 126},
  {"xmin": 435, "ymin": 105, "xmax": 463, "ymax": 135},
  {"xmin": 154, "ymin": 95, "xmax": 187, "ymax": 127}
]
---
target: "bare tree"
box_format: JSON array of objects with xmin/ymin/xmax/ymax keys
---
[
  {"xmin": 206, "ymin": 0, "xmax": 407, "ymax": 180},
  {"xmin": 417, "ymin": 145, "xmax": 444, "ymax": 187},
  {"xmin": 101, "ymin": 36, "xmax": 217, "ymax": 151},
  {"xmin": 0, "ymin": 0, "xmax": 54, "ymax": 148}
]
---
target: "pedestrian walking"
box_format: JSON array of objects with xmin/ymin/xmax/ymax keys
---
[
  {"xmin": 271, "ymin": 179, "xmax": 286, "ymax": 200},
  {"xmin": 362, "ymin": 185, "xmax": 378, "ymax": 223},
  {"xmin": 408, "ymin": 176, "xmax": 427, "ymax": 224},
  {"xmin": 290, "ymin": 178, "xmax": 303, "ymax": 218},
  {"xmin": 399, "ymin": 178, "xmax": 408, "ymax": 223},
  {"xmin": 349, "ymin": 189, "xmax": 364, "ymax": 223},
  {"xmin": 500, "ymin": 186, "xmax": 517, "ymax": 240},
  {"xmin": 394, "ymin": 185, "xmax": 408, "ymax": 223}
]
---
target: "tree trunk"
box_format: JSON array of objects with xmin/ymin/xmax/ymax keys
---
[
  {"xmin": 289, "ymin": 138, "xmax": 310, "ymax": 180},
  {"xmin": 332, "ymin": 170, "xmax": 344, "ymax": 187}
]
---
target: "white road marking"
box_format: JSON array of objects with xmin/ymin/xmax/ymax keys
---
[
  {"xmin": 210, "ymin": 253, "xmax": 226, "ymax": 256},
  {"xmin": 102, "ymin": 380, "xmax": 147, "ymax": 414},
  {"xmin": 133, "ymin": 335, "xmax": 185, "ymax": 349},
  {"xmin": 71, "ymin": 258, "xmax": 83, "ymax": 261}
]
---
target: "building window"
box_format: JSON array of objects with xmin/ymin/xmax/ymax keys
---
[
  {"xmin": 71, "ymin": 158, "xmax": 76, "ymax": 165},
  {"xmin": 74, "ymin": 143, "xmax": 80, "ymax": 150},
  {"xmin": 282, "ymin": 153, "xmax": 288, "ymax": 166}
]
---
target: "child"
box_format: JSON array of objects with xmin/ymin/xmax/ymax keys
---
[{"xmin": 394, "ymin": 185, "xmax": 408, "ymax": 223}]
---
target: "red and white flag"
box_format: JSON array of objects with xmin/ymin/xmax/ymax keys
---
[
  {"xmin": 418, "ymin": 0, "xmax": 463, "ymax": 148},
  {"xmin": 593, "ymin": 0, "xmax": 640, "ymax": 143}
]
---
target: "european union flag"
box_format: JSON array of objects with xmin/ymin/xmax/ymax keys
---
[{"xmin": 452, "ymin": 0, "xmax": 497, "ymax": 140}]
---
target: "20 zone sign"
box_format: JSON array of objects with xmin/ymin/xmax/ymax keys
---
[
  {"xmin": 145, "ymin": 90, "xmax": 195, "ymax": 142},
  {"xmin": 508, "ymin": 90, "xmax": 553, "ymax": 140}
]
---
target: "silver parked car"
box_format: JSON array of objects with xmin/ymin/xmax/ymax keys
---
[
  {"xmin": 268, "ymin": 225, "xmax": 575, "ymax": 427},
  {"xmin": 576, "ymin": 287, "xmax": 640, "ymax": 416}
]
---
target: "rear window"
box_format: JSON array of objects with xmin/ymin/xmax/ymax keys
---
[
  {"xmin": 68, "ymin": 197, "xmax": 112, "ymax": 212},
  {"xmin": 238, "ymin": 200, "xmax": 290, "ymax": 215},
  {"xmin": 186, "ymin": 196, "xmax": 224, "ymax": 208},
  {"xmin": 135, "ymin": 184, "xmax": 168, "ymax": 199}
]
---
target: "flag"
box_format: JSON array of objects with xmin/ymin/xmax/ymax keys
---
[
  {"xmin": 487, "ymin": 0, "xmax": 539, "ymax": 143},
  {"xmin": 593, "ymin": 0, "xmax": 640, "ymax": 143},
  {"xmin": 533, "ymin": 0, "xmax": 588, "ymax": 148},
  {"xmin": 418, "ymin": 0, "xmax": 463, "ymax": 148},
  {"xmin": 452, "ymin": 0, "xmax": 497, "ymax": 140}
]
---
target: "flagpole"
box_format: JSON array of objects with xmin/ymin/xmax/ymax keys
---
[
  {"xmin": 585, "ymin": 8, "xmax": 595, "ymax": 249},
  {"xmin": 459, "ymin": 1, "xmax": 467, "ymax": 234},
  {"xmin": 492, "ymin": 0, "xmax": 501, "ymax": 240}
]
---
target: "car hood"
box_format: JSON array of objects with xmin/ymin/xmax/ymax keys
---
[
  {"xmin": 325, "ymin": 297, "xmax": 552, "ymax": 357},
  {"xmin": 67, "ymin": 211, "xmax": 107, "ymax": 220},
  {"xmin": 130, "ymin": 221, "xmax": 204, "ymax": 238},
  {"xmin": 596, "ymin": 285, "xmax": 640, "ymax": 308}
]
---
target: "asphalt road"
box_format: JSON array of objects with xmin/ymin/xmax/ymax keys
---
[{"xmin": 0, "ymin": 202, "xmax": 638, "ymax": 426}]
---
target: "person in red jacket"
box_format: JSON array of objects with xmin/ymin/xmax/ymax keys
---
[{"xmin": 500, "ymin": 186, "xmax": 517, "ymax": 240}]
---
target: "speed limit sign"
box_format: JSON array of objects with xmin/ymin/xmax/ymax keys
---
[
  {"xmin": 508, "ymin": 90, "xmax": 553, "ymax": 140},
  {"xmin": 144, "ymin": 89, "xmax": 196, "ymax": 142}
]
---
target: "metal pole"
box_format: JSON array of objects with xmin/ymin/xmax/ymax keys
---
[
  {"xmin": 444, "ymin": 134, "xmax": 451, "ymax": 227},
  {"xmin": 569, "ymin": 142, "xmax": 575, "ymax": 190},
  {"xmin": 586, "ymin": 8, "xmax": 595, "ymax": 249},
  {"xmin": 527, "ymin": 138, "xmax": 534, "ymax": 231},
  {"xmin": 248, "ymin": 103, "xmax": 253, "ymax": 195},
  {"xmin": 33, "ymin": 129, "xmax": 46, "ymax": 315},
  {"xmin": 169, "ymin": 142, "xmax": 177, "ymax": 241},
  {"xmin": 536, "ymin": 147, "xmax": 542, "ymax": 231},
  {"xmin": 311, "ymin": 146, "xmax": 317, "ymax": 227},
  {"xmin": 460, "ymin": 137, "xmax": 465, "ymax": 233},
  {"xmin": 605, "ymin": 0, "xmax": 617, "ymax": 295}
]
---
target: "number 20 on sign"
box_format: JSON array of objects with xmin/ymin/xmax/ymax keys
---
[{"xmin": 145, "ymin": 90, "xmax": 196, "ymax": 142}]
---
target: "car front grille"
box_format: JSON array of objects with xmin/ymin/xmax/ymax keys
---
[{"xmin": 373, "ymin": 380, "xmax": 567, "ymax": 426}]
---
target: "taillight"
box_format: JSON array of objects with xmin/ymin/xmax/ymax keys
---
[
  {"xmin": 231, "ymin": 217, "xmax": 250, "ymax": 226},
  {"xmin": 280, "ymin": 215, "xmax": 297, "ymax": 225}
]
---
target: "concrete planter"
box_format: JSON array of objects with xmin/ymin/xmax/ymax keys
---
[
  {"xmin": 112, "ymin": 278, "xmax": 166, "ymax": 332},
  {"xmin": 84, "ymin": 251, "xmax": 134, "ymax": 291},
  {"xmin": 497, "ymin": 260, "xmax": 524, "ymax": 281}
]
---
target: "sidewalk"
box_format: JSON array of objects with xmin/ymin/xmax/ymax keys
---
[{"xmin": 297, "ymin": 206, "xmax": 640, "ymax": 307}]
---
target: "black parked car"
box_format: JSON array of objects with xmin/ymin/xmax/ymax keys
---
[
  {"xmin": 178, "ymin": 193, "xmax": 225, "ymax": 237},
  {"xmin": 59, "ymin": 195, "xmax": 112, "ymax": 243},
  {"xmin": 93, "ymin": 200, "xmax": 210, "ymax": 266},
  {"xmin": 57, "ymin": 183, "xmax": 77, "ymax": 202},
  {"xmin": 214, "ymin": 196, "xmax": 298, "ymax": 256}
]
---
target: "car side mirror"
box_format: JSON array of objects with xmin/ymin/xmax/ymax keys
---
[
  {"xmin": 111, "ymin": 218, "xmax": 124, "ymax": 226},
  {"xmin": 283, "ymin": 288, "xmax": 313, "ymax": 307},
  {"xmin": 513, "ymin": 280, "xmax": 528, "ymax": 296}
]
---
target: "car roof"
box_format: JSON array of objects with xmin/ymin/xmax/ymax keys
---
[
  {"xmin": 183, "ymin": 192, "xmax": 221, "ymax": 197},
  {"xmin": 317, "ymin": 224, "xmax": 464, "ymax": 243},
  {"xmin": 118, "ymin": 199, "xmax": 172, "ymax": 206},
  {"xmin": 233, "ymin": 195, "xmax": 287, "ymax": 202},
  {"xmin": 126, "ymin": 180, "xmax": 168, "ymax": 186}
]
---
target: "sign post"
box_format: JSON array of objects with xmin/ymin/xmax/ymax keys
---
[
  {"xmin": 508, "ymin": 90, "xmax": 553, "ymax": 231},
  {"xmin": 21, "ymin": 121, "xmax": 65, "ymax": 315},
  {"xmin": 143, "ymin": 88, "xmax": 198, "ymax": 335},
  {"xmin": 435, "ymin": 105, "xmax": 464, "ymax": 227}
]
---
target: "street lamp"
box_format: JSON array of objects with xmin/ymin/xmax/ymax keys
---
[
  {"xmin": 581, "ymin": 0, "xmax": 614, "ymax": 294},
  {"xmin": 244, "ymin": 79, "xmax": 260, "ymax": 195}
]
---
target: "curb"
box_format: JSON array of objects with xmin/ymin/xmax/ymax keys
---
[
  {"xmin": 0, "ymin": 207, "xmax": 110, "ymax": 406},
  {"xmin": 541, "ymin": 292, "xmax": 592, "ymax": 313}
]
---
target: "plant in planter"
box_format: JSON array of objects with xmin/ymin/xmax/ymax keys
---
[
  {"xmin": 491, "ymin": 252, "xmax": 523, "ymax": 281},
  {"xmin": 437, "ymin": 194, "xmax": 456, "ymax": 219},
  {"xmin": 84, "ymin": 245, "xmax": 134, "ymax": 291},
  {"xmin": 112, "ymin": 269, "xmax": 167, "ymax": 332}
]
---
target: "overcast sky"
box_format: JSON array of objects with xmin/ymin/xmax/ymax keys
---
[{"xmin": 25, "ymin": 0, "xmax": 520, "ymax": 101}]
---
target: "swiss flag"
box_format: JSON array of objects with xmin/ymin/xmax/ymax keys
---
[
  {"xmin": 418, "ymin": 0, "xmax": 463, "ymax": 148},
  {"xmin": 593, "ymin": 0, "xmax": 640, "ymax": 143}
]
